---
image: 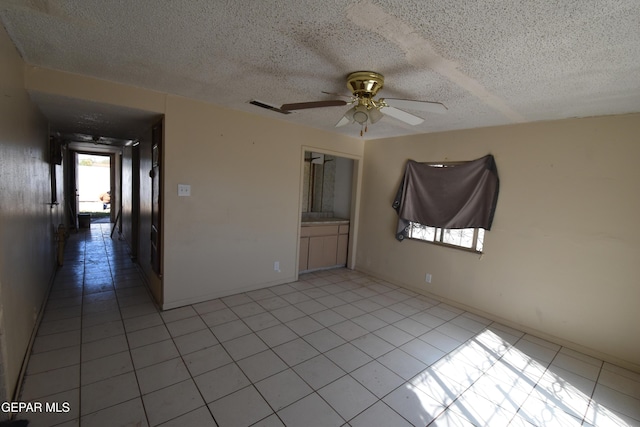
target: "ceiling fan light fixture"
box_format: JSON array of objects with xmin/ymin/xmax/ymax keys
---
[
  {"xmin": 368, "ymin": 107, "xmax": 383, "ymax": 124},
  {"xmin": 353, "ymin": 106, "xmax": 369, "ymax": 125},
  {"xmin": 343, "ymin": 106, "xmax": 356, "ymax": 120},
  {"xmin": 351, "ymin": 104, "xmax": 372, "ymax": 136}
]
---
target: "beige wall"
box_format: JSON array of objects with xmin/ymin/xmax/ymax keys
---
[
  {"xmin": 0, "ymin": 25, "xmax": 62, "ymax": 402},
  {"xmin": 162, "ymin": 95, "xmax": 364, "ymax": 308},
  {"xmin": 24, "ymin": 66, "xmax": 167, "ymax": 115},
  {"xmin": 357, "ymin": 114, "xmax": 640, "ymax": 370}
]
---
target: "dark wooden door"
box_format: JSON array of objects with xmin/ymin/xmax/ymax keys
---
[
  {"xmin": 150, "ymin": 121, "xmax": 162, "ymax": 277},
  {"xmin": 130, "ymin": 143, "xmax": 140, "ymax": 260}
]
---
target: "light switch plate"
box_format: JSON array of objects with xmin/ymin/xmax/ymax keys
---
[{"xmin": 178, "ymin": 184, "xmax": 191, "ymax": 197}]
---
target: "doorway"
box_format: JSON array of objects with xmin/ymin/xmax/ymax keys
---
[
  {"xmin": 76, "ymin": 153, "xmax": 113, "ymax": 223},
  {"xmin": 299, "ymin": 149, "xmax": 360, "ymax": 274}
]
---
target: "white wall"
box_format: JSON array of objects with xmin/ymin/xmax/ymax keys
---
[{"xmin": 356, "ymin": 114, "xmax": 640, "ymax": 371}]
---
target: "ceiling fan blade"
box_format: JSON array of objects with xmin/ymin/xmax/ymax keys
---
[
  {"xmin": 249, "ymin": 99, "xmax": 291, "ymax": 115},
  {"xmin": 335, "ymin": 116, "xmax": 352, "ymax": 127},
  {"xmin": 280, "ymin": 100, "xmax": 347, "ymax": 111},
  {"xmin": 384, "ymin": 98, "xmax": 448, "ymax": 114},
  {"xmin": 335, "ymin": 106, "xmax": 356, "ymax": 127},
  {"xmin": 381, "ymin": 106, "xmax": 425, "ymax": 125}
]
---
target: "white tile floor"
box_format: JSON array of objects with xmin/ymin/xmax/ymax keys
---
[{"xmin": 14, "ymin": 223, "xmax": 640, "ymax": 426}]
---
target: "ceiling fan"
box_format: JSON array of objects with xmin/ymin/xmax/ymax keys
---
[{"xmin": 281, "ymin": 71, "xmax": 447, "ymax": 136}]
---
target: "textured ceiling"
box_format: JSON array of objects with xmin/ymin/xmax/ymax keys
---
[{"xmin": 2, "ymin": 0, "xmax": 639, "ymax": 140}]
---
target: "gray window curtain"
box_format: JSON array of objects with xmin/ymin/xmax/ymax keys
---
[{"xmin": 392, "ymin": 154, "xmax": 499, "ymax": 241}]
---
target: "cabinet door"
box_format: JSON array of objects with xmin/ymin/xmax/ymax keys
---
[
  {"xmin": 307, "ymin": 236, "xmax": 324, "ymax": 270},
  {"xmin": 299, "ymin": 237, "xmax": 310, "ymax": 271},
  {"xmin": 308, "ymin": 235, "xmax": 338, "ymax": 270},
  {"xmin": 322, "ymin": 235, "xmax": 338, "ymax": 267}
]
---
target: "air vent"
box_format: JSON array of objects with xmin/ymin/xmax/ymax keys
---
[{"xmin": 249, "ymin": 100, "xmax": 291, "ymax": 115}]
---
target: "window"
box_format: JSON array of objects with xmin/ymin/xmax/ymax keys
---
[
  {"xmin": 407, "ymin": 222, "xmax": 485, "ymax": 253},
  {"xmin": 406, "ymin": 162, "xmax": 485, "ymax": 252},
  {"xmin": 393, "ymin": 156, "xmax": 499, "ymax": 253}
]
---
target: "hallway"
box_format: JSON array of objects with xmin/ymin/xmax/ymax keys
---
[
  {"xmin": 19, "ymin": 223, "xmax": 154, "ymax": 425},
  {"xmin": 14, "ymin": 224, "xmax": 640, "ymax": 426}
]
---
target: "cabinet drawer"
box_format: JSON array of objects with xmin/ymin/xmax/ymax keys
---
[
  {"xmin": 338, "ymin": 224, "xmax": 349, "ymax": 235},
  {"xmin": 300, "ymin": 225, "xmax": 339, "ymax": 237}
]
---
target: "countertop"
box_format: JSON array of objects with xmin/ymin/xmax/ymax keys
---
[{"xmin": 301, "ymin": 217, "xmax": 350, "ymax": 226}]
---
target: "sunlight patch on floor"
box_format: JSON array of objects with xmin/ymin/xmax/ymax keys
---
[{"xmin": 406, "ymin": 329, "xmax": 632, "ymax": 426}]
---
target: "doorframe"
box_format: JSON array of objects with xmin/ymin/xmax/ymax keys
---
[{"xmin": 296, "ymin": 146, "xmax": 363, "ymax": 279}]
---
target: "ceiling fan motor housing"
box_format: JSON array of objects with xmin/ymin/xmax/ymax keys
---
[{"xmin": 347, "ymin": 71, "xmax": 384, "ymax": 99}]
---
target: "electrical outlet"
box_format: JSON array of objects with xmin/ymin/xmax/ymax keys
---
[
  {"xmin": 425, "ymin": 273, "xmax": 432, "ymax": 283},
  {"xmin": 178, "ymin": 184, "xmax": 191, "ymax": 197},
  {"xmin": 274, "ymin": 261, "xmax": 280, "ymax": 272}
]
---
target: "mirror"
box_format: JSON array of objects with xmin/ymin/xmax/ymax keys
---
[{"xmin": 302, "ymin": 151, "xmax": 353, "ymax": 218}]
